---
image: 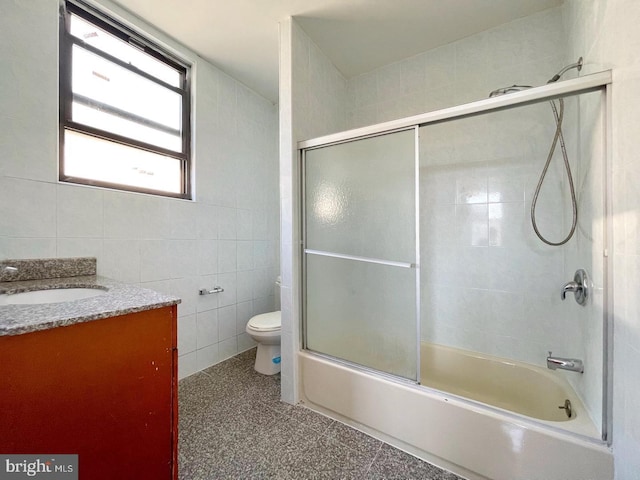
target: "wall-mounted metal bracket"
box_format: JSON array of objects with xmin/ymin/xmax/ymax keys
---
[{"xmin": 199, "ymin": 287, "xmax": 224, "ymax": 295}]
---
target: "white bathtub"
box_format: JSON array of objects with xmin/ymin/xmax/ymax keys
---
[
  {"xmin": 420, "ymin": 343, "xmax": 598, "ymax": 436},
  {"xmin": 299, "ymin": 344, "xmax": 613, "ymax": 480}
]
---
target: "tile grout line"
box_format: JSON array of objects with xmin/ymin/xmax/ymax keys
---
[
  {"xmin": 362, "ymin": 442, "xmax": 384, "ymax": 478},
  {"xmin": 317, "ymin": 419, "xmax": 386, "ymax": 478}
]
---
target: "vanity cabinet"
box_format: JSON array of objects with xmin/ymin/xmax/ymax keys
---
[{"xmin": 0, "ymin": 306, "xmax": 178, "ymax": 480}]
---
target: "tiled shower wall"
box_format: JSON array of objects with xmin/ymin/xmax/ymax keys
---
[
  {"xmin": 346, "ymin": 7, "xmax": 568, "ymax": 129},
  {"xmin": 342, "ymin": 6, "xmax": 607, "ymax": 429},
  {"xmin": 418, "ymin": 102, "xmax": 582, "ymax": 363},
  {"xmin": 344, "ymin": 8, "xmax": 578, "ymax": 364},
  {"xmin": 0, "ymin": 0, "xmax": 279, "ymax": 379},
  {"xmin": 564, "ymin": 0, "xmax": 640, "ymax": 477},
  {"xmin": 419, "ymin": 91, "xmax": 605, "ymax": 429}
]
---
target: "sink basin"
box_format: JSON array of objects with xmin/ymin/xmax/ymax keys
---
[{"xmin": 0, "ymin": 288, "xmax": 107, "ymax": 305}]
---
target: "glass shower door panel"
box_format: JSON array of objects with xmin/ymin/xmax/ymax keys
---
[
  {"xmin": 304, "ymin": 128, "xmax": 418, "ymax": 381},
  {"xmin": 305, "ymin": 129, "xmax": 416, "ymax": 262},
  {"xmin": 306, "ymin": 254, "xmax": 417, "ymax": 380}
]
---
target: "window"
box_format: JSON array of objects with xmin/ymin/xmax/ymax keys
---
[{"xmin": 59, "ymin": 0, "xmax": 192, "ymax": 198}]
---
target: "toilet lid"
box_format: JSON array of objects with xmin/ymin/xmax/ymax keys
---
[{"xmin": 248, "ymin": 311, "xmax": 281, "ymax": 332}]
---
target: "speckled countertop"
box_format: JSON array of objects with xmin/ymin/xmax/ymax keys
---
[{"xmin": 0, "ymin": 275, "xmax": 181, "ymax": 337}]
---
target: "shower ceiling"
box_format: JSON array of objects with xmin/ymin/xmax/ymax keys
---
[{"xmin": 112, "ymin": 0, "xmax": 562, "ymax": 103}]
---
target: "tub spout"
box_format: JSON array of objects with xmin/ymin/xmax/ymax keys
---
[{"xmin": 547, "ymin": 352, "xmax": 584, "ymax": 373}]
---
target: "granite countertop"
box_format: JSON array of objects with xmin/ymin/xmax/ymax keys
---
[{"xmin": 0, "ymin": 275, "xmax": 181, "ymax": 337}]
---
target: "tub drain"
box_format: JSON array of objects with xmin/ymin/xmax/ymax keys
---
[{"xmin": 558, "ymin": 399, "xmax": 572, "ymax": 418}]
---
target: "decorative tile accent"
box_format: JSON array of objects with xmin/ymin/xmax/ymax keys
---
[{"xmin": 0, "ymin": 257, "xmax": 96, "ymax": 282}]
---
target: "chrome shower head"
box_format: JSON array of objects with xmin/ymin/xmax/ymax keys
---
[
  {"xmin": 488, "ymin": 85, "xmax": 533, "ymax": 98},
  {"xmin": 547, "ymin": 57, "xmax": 583, "ymax": 83}
]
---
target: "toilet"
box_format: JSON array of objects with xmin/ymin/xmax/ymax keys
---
[
  {"xmin": 245, "ymin": 277, "xmax": 281, "ymax": 375},
  {"xmin": 246, "ymin": 311, "xmax": 281, "ymax": 375}
]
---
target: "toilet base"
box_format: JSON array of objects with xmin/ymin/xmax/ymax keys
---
[{"xmin": 254, "ymin": 343, "xmax": 281, "ymax": 375}]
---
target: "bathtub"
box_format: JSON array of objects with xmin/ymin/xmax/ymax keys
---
[
  {"xmin": 420, "ymin": 343, "xmax": 598, "ymax": 436},
  {"xmin": 299, "ymin": 343, "xmax": 613, "ymax": 480}
]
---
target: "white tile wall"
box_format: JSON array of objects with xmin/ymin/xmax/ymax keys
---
[
  {"xmin": 196, "ymin": 309, "xmax": 218, "ymax": 348},
  {"xmin": 219, "ymin": 337, "xmax": 238, "ymax": 361},
  {"xmin": 236, "ymin": 301, "xmax": 253, "ymax": 335},
  {"xmin": 346, "ymin": 7, "xmax": 569, "ymax": 130},
  {"xmin": 0, "ymin": 0, "xmax": 279, "ymax": 380},
  {"xmin": 0, "ymin": 177, "xmax": 57, "ymax": 238},
  {"xmin": 401, "ymin": 9, "xmax": 610, "ymax": 435},
  {"xmin": 413, "ymin": 95, "xmax": 589, "ymax": 374},
  {"xmin": 168, "ymin": 200, "xmax": 197, "ymax": 239},
  {"xmin": 218, "ymin": 305, "xmax": 237, "ymax": 341},
  {"xmin": 0, "ymin": 0, "xmax": 58, "ymax": 185},
  {"xmin": 56, "ymin": 185, "xmax": 104, "ymax": 238},
  {"xmin": 177, "ymin": 351, "xmax": 198, "ymax": 379},
  {"xmin": 0, "ymin": 238, "xmax": 56, "ymax": 260},
  {"xmin": 563, "ymin": 0, "xmax": 640, "ymax": 476},
  {"xmin": 196, "ymin": 344, "xmax": 219, "ymax": 371},
  {"xmin": 56, "ymin": 238, "xmax": 103, "ymax": 259},
  {"xmin": 340, "ymin": 7, "xmax": 607, "ymax": 389}
]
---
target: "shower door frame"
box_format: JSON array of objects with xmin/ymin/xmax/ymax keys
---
[{"xmin": 298, "ymin": 70, "xmax": 613, "ymax": 443}]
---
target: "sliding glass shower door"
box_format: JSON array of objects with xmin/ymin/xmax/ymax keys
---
[{"xmin": 303, "ymin": 128, "xmax": 419, "ymax": 381}]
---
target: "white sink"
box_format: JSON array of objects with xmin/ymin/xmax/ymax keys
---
[{"xmin": 0, "ymin": 288, "xmax": 107, "ymax": 305}]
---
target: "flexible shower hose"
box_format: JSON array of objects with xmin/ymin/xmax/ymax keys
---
[{"xmin": 530, "ymin": 98, "xmax": 578, "ymax": 246}]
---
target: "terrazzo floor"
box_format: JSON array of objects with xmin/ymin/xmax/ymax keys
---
[{"xmin": 178, "ymin": 348, "xmax": 464, "ymax": 480}]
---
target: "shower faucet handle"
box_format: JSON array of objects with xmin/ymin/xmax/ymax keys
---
[
  {"xmin": 560, "ymin": 269, "xmax": 589, "ymax": 306},
  {"xmin": 561, "ymin": 281, "xmax": 581, "ymax": 299}
]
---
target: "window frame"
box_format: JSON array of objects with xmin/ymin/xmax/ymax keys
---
[{"xmin": 59, "ymin": 0, "xmax": 192, "ymax": 199}]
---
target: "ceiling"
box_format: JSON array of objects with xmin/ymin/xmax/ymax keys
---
[{"xmin": 113, "ymin": 0, "xmax": 562, "ymax": 103}]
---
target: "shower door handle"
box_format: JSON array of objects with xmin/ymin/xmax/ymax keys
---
[{"xmin": 560, "ymin": 269, "xmax": 589, "ymax": 306}]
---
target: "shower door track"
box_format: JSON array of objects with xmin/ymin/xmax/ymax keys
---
[{"xmin": 298, "ymin": 70, "xmax": 611, "ymax": 150}]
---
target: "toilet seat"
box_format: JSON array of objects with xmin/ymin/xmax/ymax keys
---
[{"xmin": 247, "ymin": 311, "xmax": 281, "ymax": 332}]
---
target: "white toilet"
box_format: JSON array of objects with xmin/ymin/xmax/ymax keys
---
[
  {"xmin": 246, "ymin": 311, "xmax": 281, "ymax": 375},
  {"xmin": 245, "ymin": 277, "xmax": 282, "ymax": 375}
]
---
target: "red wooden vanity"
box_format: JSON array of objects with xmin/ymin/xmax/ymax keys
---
[{"xmin": 0, "ymin": 305, "xmax": 178, "ymax": 480}]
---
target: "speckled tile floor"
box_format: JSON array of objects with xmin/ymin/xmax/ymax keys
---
[{"xmin": 178, "ymin": 348, "xmax": 464, "ymax": 480}]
